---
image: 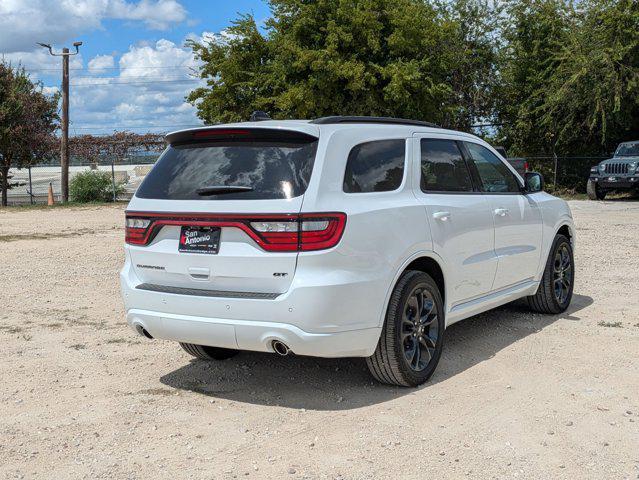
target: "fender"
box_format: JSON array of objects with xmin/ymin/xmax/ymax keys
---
[
  {"xmin": 377, "ymin": 249, "xmax": 448, "ymax": 329},
  {"xmin": 536, "ymin": 216, "xmax": 575, "ymax": 281}
]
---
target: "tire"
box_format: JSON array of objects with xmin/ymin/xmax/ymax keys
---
[
  {"xmin": 527, "ymin": 234, "xmax": 574, "ymax": 314},
  {"xmin": 587, "ymin": 180, "xmax": 606, "ymax": 200},
  {"xmin": 366, "ymin": 270, "xmax": 445, "ymax": 387},
  {"xmin": 180, "ymin": 343, "xmax": 239, "ymax": 360}
]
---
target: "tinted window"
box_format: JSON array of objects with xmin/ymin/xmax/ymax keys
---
[
  {"xmin": 420, "ymin": 139, "xmax": 473, "ymax": 192},
  {"xmin": 616, "ymin": 142, "xmax": 639, "ymax": 156},
  {"xmin": 343, "ymin": 140, "xmax": 405, "ymax": 193},
  {"xmin": 136, "ymin": 138, "xmax": 317, "ymax": 200},
  {"xmin": 465, "ymin": 142, "xmax": 520, "ymax": 193}
]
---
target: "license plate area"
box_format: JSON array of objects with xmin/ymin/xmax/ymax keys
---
[{"xmin": 179, "ymin": 226, "xmax": 221, "ymax": 254}]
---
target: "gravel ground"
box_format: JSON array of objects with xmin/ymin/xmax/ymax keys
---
[{"xmin": 0, "ymin": 201, "xmax": 638, "ymax": 480}]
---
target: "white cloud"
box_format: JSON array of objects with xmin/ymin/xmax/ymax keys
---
[
  {"xmin": 186, "ymin": 30, "xmax": 237, "ymax": 46},
  {"xmin": 65, "ymin": 38, "xmax": 204, "ymax": 134},
  {"xmin": 0, "ymin": 0, "xmax": 187, "ymax": 53},
  {"xmin": 42, "ymin": 86, "xmax": 60, "ymax": 96},
  {"xmin": 119, "ymin": 38, "xmax": 199, "ymax": 78},
  {"xmin": 107, "ymin": 0, "xmax": 187, "ymax": 30},
  {"xmin": 88, "ymin": 55, "xmax": 115, "ymax": 73}
]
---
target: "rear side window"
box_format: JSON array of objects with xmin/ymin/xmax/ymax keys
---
[
  {"xmin": 343, "ymin": 139, "xmax": 406, "ymax": 193},
  {"xmin": 420, "ymin": 139, "xmax": 473, "ymax": 192},
  {"xmin": 136, "ymin": 132, "xmax": 318, "ymax": 200}
]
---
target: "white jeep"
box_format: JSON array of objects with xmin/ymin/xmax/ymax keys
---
[{"xmin": 121, "ymin": 116, "xmax": 575, "ymax": 386}]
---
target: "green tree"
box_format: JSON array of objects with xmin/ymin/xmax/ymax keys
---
[
  {"xmin": 437, "ymin": 0, "xmax": 500, "ymax": 129},
  {"xmin": 0, "ymin": 62, "xmax": 59, "ymax": 206},
  {"xmin": 542, "ymin": 0, "xmax": 639, "ymax": 153},
  {"xmin": 496, "ymin": 0, "xmax": 639, "ymax": 156},
  {"xmin": 188, "ymin": 0, "xmax": 500, "ymax": 129},
  {"xmin": 495, "ymin": 0, "xmax": 575, "ymax": 156},
  {"xmin": 187, "ymin": 16, "xmax": 272, "ymax": 124}
]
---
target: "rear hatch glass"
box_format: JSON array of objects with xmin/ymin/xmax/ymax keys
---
[{"xmin": 136, "ymin": 129, "xmax": 317, "ymax": 201}]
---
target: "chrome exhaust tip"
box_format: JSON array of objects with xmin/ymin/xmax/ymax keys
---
[
  {"xmin": 271, "ymin": 340, "xmax": 290, "ymax": 356},
  {"xmin": 134, "ymin": 324, "xmax": 153, "ymax": 340}
]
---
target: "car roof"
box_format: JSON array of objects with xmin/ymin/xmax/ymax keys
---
[{"xmin": 166, "ymin": 118, "xmax": 480, "ymax": 143}]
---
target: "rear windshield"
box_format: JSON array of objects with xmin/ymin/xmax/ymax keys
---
[{"xmin": 136, "ymin": 132, "xmax": 318, "ymax": 200}]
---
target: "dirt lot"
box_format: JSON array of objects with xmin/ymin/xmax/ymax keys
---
[{"xmin": 1, "ymin": 201, "xmax": 638, "ymax": 480}]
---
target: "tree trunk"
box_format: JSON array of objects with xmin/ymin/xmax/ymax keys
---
[{"xmin": 1, "ymin": 165, "xmax": 9, "ymax": 207}]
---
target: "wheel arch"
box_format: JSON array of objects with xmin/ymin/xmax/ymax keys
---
[
  {"xmin": 556, "ymin": 222, "xmax": 575, "ymax": 248},
  {"xmin": 403, "ymin": 257, "xmax": 445, "ymax": 306},
  {"xmin": 557, "ymin": 224, "xmax": 572, "ymax": 240},
  {"xmin": 379, "ymin": 252, "xmax": 447, "ymax": 328}
]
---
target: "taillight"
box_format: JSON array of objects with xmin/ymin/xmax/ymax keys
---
[
  {"xmin": 524, "ymin": 161, "xmax": 529, "ymax": 172},
  {"xmin": 125, "ymin": 212, "xmax": 346, "ymax": 252},
  {"xmin": 299, "ymin": 214, "xmax": 346, "ymax": 251},
  {"xmin": 125, "ymin": 216, "xmax": 151, "ymax": 245}
]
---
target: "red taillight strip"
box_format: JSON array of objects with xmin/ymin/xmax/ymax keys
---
[
  {"xmin": 125, "ymin": 212, "xmax": 346, "ymax": 252},
  {"xmin": 299, "ymin": 213, "xmax": 346, "ymax": 251}
]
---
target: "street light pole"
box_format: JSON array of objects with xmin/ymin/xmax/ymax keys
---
[
  {"xmin": 37, "ymin": 41, "xmax": 82, "ymax": 203},
  {"xmin": 61, "ymin": 48, "xmax": 69, "ymax": 202}
]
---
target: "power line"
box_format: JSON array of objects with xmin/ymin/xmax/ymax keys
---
[
  {"xmin": 68, "ymin": 76, "xmax": 199, "ymax": 83},
  {"xmin": 71, "ymin": 75, "xmax": 198, "ymax": 80},
  {"xmin": 26, "ymin": 65, "xmax": 197, "ymax": 72},
  {"xmin": 69, "ymin": 78, "xmax": 202, "ymax": 86}
]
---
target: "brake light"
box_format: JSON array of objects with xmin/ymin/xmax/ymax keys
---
[
  {"xmin": 192, "ymin": 129, "xmax": 249, "ymax": 138},
  {"xmin": 124, "ymin": 212, "xmax": 346, "ymax": 252},
  {"xmin": 524, "ymin": 161, "xmax": 529, "ymax": 172}
]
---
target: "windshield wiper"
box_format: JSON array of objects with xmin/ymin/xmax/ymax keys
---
[{"xmin": 196, "ymin": 185, "xmax": 254, "ymax": 196}]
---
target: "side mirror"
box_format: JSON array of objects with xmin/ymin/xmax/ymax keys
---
[{"xmin": 524, "ymin": 172, "xmax": 544, "ymax": 193}]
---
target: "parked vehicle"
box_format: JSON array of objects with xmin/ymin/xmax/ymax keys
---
[
  {"xmin": 121, "ymin": 116, "xmax": 575, "ymax": 387},
  {"xmin": 587, "ymin": 141, "xmax": 639, "ymax": 200},
  {"xmin": 494, "ymin": 147, "xmax": 529, "ymax": 178}
]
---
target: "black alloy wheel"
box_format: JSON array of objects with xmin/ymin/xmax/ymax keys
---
[
  {"xmin": 401, "ymin": 286, "xmax": 440, "ymax": 372},
  {"xmin": 552, "ymin": 243, "xmax": 573, "ymax": 306}
]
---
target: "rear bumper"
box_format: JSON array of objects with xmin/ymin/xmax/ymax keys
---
[
  {"xmin": 120, "ymin": 256, "xmax": 384, "ymax": 358},
  {"xmin": 126, "ymin": 309, "xmax": 380, "ymax": 357}
]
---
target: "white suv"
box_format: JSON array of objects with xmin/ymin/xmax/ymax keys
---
[{"xmin": 120, "ymin": 116, "xmax": 575, "ymax": 387}]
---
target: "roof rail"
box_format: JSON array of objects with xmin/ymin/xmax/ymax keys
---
[{"xmin": 310, "ymin": 116, "xmax": 439, "ymax": 128}]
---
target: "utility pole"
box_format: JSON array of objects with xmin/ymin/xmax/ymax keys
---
[{"xmin": 37, "ymin": 41, "xmax": 82, "ymax": 202}]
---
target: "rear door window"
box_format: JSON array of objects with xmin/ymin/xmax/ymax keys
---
[
  {"xmin": 343, "ymin": 139, "xmax": 406, "ymax": 193},
  {"xmin": 136, "ymin": 130, "xmax": 318, "ymax": 200},
  {"xmin": 420, "ymin": 139, "xmax": 473, "ymax": 192}
]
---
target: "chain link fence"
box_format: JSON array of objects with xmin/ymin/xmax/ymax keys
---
[
  {"xmin": 5, "ymin": 155, "xmax": 159, "ymax": 205},
  {"xmin": 523, "ymin": 156, "xmax": 608, "ymax": 192}
]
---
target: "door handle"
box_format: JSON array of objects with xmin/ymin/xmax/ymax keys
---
[
  {"xmin": 494, "ymin": 208, "xmax": 510, "ymax": 217},
  {"xmin": 433, "ymin": 211, "xmax": 451, "ymax": 221}
]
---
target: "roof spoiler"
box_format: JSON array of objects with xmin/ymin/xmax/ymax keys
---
[{"xmin": 165, "ymin": 127, "xmax": 317, "ymax": 145}]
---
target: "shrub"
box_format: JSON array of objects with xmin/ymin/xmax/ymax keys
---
[{"xmin": 70, "ymin": 170, "xmax": 124, "ymax": 203}]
